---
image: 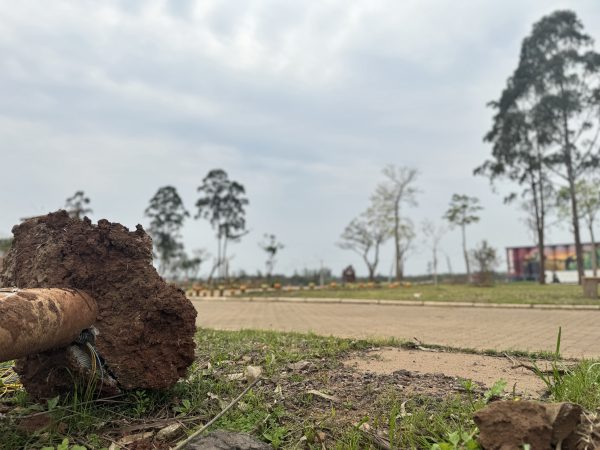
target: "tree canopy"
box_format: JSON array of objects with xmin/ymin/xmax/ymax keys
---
[{"xmin": 145, "ymin": 185, "xmax": 189, "ymax": 276}]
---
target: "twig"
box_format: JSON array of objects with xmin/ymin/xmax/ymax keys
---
[
  {"xmin": 172, "ymin": 378, "xmax": 260, "ymax": 450},
  {"xmin": 503, "ymin": 353, "xmax": 568, "ymax": 375}
]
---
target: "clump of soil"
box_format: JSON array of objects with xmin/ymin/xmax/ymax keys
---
[{"xmin": 0, "ymin": 211, "xmax": 197, "ymax": 398}]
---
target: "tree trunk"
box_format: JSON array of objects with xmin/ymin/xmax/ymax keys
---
[
  {"xmin": 567, "ymin": 159, "xmax": 584, "ymax": 283},
  {"xmin": 432, "ymin": 247, "xmax": 438, "ymax": 286},
  {"xmin": 461, "ymin": 223, "xmax": 470, "ymax": 283},
  {"xmin": 394, "ymin": 202, "xmax": 402, "ymax": 281},
  {"xmin": 560, "ymin": 86, "xmax": 584, "ymax": 284},
  {"xmin": 537, "ymin": 153, "xmax": 546, "ymax": 284},
  {"xmin": 590, "ymin": 225, "xmax": 597, "ymax": 277},
  {"xmin": 222, "ymin": 236, "xmax": 229, "ymax": 279}
]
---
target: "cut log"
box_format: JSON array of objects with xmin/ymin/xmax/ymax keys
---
[{"xmin": 0, "ymin": 288, "xmax": 97, "ymax": 361}]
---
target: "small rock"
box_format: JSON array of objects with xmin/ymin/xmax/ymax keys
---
[{"xmin": 185, "ymin": 430, "xmax": 271, "ymax": 449}]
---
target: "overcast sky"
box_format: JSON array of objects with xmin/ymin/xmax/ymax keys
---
[{"xmin": 1, "ymin": 0, "xmax": 599, "ymax": 278}]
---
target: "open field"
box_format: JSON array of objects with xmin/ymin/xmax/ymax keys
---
[
  {"xmin": 246, "ymin": 282, "xmax": 595, "ymax": 305},
  {"xmin": 1, "ymin": 328, "xmax": 589, "ymax": 450}
]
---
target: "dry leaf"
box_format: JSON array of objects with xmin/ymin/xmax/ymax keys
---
[
  {"xmin": 227, "ymin": 372, "xmax": 244, "ymax": 381},
  {"xmin": 288, "ymin": 360, "xmax": 310, "ymax": 371},
  {"xmin": 116, "ymin": 431, "xmax": 153, "ymax": 446},
  {"xmin": 156, "ymin": 423, "xmax": 182, "ymax": 440},
  {"xmin": 307, "ymin": 389, "xmax": 340, "ymax": 403}
]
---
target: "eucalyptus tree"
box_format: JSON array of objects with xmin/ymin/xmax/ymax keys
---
[
  {"xmin": 444, "ymin": 194, "xmax": 482, "ymax": 282},
  {"xmin": 65, "ymin": 191, "xmax": 92, "ymax": 219},
  {"xmin": 371, "ymin": 165, "xmax": 419, "ymax": 280},
  {"xmin": 479, "ymin": 10, "xmax": 600, "ymax": 283},
  {"xmin": 144, "ymin": 186, "xmax": 189, "ymax": 277},
  {"xmin": 196, "ymin": 169, "xmax": 249, "ymax": 280}
]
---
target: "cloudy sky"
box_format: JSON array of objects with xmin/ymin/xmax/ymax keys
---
[{"xmin": 1, "ymin": 0, "xmax": 599, "ymax": 278}]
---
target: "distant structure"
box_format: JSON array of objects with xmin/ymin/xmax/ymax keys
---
[
  {"xmin": 342, "ymin": 265, "xmax": 356, "ymax": 283},
  {"xmin": 506, "ymin": 242, "xmax": 598, "ymax": 283}
]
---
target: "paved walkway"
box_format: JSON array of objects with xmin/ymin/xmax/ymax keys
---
[{"xmin": 192, "ymin": 299, "xmax": 600, "ymax": 359}]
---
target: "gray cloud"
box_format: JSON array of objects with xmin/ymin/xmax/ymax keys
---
[{"xmin": 1, "ymin": 0, "xmax": 599, "ymax": 277}]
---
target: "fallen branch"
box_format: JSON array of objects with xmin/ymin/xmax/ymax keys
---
[{"xmin": 172, "ymin": 378, "xmax": 260, "ymax": 450}]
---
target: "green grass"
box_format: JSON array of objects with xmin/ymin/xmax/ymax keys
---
[
  {"xmin": 0, "ymin": 328, "xmax": 593, "ymax": 450},
  {"xmin": 247, "ymin": 282, "xmax": 593, "ymax": 305},
  {"xmin": 547, "ymin": 360, "xmax": 600, "ymax": 410}
]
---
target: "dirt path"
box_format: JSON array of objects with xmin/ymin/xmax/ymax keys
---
[
  {"xmin": 193, "ymin": 299, "xmax": 600, "ymax": 359},
  {"xmin": 344, "ymin": 348, "xmax": 546, "ymax": 395}
]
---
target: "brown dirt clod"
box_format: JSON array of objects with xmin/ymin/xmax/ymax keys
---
[
  {"xmin": 474, "ymin": 400, "xmax": 582, "ymax": 450},
  {"xmin": 0, "ymin": 210, "xmax": 197, "ymax": 398}
]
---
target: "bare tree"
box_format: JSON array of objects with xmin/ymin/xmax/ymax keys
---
[
  {"xmin": 371, "ymin": 165, "xmax": 419, "ymax": 280},
  {"xmin": 259, "ymin": 234, "xmax": 284, "ymax": 278},
  {"xmin": 338, "ymin": 208, "xmax": 390, "ymax": 281},
  {"xmin": 421, "ymin": 219, "xmax": 446, "ymax": 286}
]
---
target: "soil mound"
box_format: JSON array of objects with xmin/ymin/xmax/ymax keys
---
[{"xmin": 0, "ymin": 210, "xmax": 197, "ymax": 398}]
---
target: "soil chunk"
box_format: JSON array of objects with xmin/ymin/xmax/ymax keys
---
[
  {"xmin": 474, "ymin": 400, "xmax": 582, "ymax": 450},
  {"xmin": 0, "ymin": 210, "xmax": 197, "ymax": 398}
]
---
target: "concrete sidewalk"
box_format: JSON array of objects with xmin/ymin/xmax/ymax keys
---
[{"xmin": 192, "ymin": 298, "xmax": 600, "ymax": 359}]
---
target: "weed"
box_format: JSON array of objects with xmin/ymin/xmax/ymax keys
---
[{"xmin": 40, "ymin": 438, "xmax": 87, "ymax": 450}]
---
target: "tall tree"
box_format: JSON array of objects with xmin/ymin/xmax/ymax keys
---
[
  {"xmin": 421, "ymin": 220, "xmax": 446, "ymax": 286},
  {"xmin": 483, "ymin": 10, "xmax": 600, "ymax": 283},
  {"xmin": 338, "ymin": 209, "xmax": 390, "ymax": 281},
  {"xmin": 476, "ymin": 100, "xmax": 553, "ymax": 284},
  {"xmin": 144, "ymin": 186, "xmax": 189, "ymax": 277},
  {"xmin": 444, "ymin": 194, "xmax": 482, "ymax": 282},
  {"xmin": 65, "ymin": 190, "xmax": 92, "ymax": 219},
  {"xmin": 196, "ymin": 169, "xmax": 249, "ymax": 280},
  {"xmin": 557, "ymin": 180, "xmax": 600, "ymax": 276},
  {"xmin": 371, "ymin": 165, "xmax": 419, "ymax": 280},
  {"xmin": 259, "ymin": 234, "xmax": 284, "ymax": 278}
]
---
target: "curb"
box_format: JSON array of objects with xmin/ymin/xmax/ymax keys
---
[{"xmin": 188, "ymin": 296, "xmax": 600, "ymax": 311}]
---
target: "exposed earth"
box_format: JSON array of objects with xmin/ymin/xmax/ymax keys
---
[{"xmin": 344, "ymin": 347, "xmax": 547, "ymax": 395}]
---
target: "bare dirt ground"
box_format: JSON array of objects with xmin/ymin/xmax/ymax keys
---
[{"xmin": 344, "ymin": 347, "xmax": 547, "ymax": 396}]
